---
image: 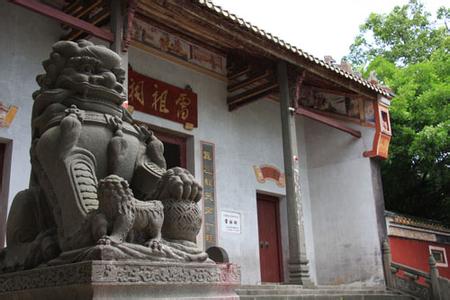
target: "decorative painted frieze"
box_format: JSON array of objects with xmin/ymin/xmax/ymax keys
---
[
  {"xmin": 131, "ymin": 18, "xmax": 226, "ymax": 76},
  {"xmin": 253, "ymin": 165, "xmax": 285, "ymax": 188},
  {"xmin": 0, "ymin": 102, "xmax": 18, "ymax": 128}
]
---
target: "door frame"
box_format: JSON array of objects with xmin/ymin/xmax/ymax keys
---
[
  {"xmin": 133, "ymin": 121, "xmax": 187, "ymax": 169},
  {"xmin": 0, "ymin": 139, "xmax": 12, "ymax": 247},
  {"xmin": 257, "ymin": 192, "xmax": 284, "ymax": 282},
  {"xmin": 152, "ymin": 130, "xmax": 187, "ymax": 169}
]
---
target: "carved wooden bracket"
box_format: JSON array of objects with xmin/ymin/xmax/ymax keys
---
[
  {"xmin": 363, "ymin": 101, "xmax": 392, "ymax": 159},
  {"xmin": 296, "ymin": 106, "xmax": 362, "ymax": 138},
  {"xmin": 227, "ymin": 62, "xmax": 278, "ymax": 111},
  {"xmin": 122, "ymin": 0, "xmax": 137, "ymax": 52}
]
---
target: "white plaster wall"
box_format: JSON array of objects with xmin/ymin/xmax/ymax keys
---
[
  {"xmin": 302, "ymin": 117, "xmax": 385, "ymax": 286},
  {"xmin": 129, "ymin": 47, "xmax": 286, "ymax": 284},
  {"xmin": 0, "ymin": 1, "xmax": 61, "ymax": 214}
]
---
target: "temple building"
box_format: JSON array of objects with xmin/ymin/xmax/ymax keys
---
[{"xmin": 0, "ymin": 0, "xmax": 393, "ymax": 287}]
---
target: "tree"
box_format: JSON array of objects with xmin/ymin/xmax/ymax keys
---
[
  {"xmin": 347, "ymin": 0, "xmax": 448, "ymax": 66},
  {"xmin": 347, "ymin": 0, "xmax": 450, "ymax": 224}
]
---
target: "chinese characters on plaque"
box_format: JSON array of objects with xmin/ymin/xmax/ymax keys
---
[
  {"xmin": 128, "ymin": 69, "xmax": 198, "ymax": 129},
  {"xmin": 201, "ymin": 142, "xmax": 216, "ymax": 249}
]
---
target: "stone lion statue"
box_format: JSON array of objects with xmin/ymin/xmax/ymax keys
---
[{"xmin": 0, "ymin": 40, "xmax": 206, "ymax": 272}]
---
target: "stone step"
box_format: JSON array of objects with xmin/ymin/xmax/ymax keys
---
[
  {"xmin": 239, "ymin": 296, "xmax": 414, "ymax": 300},
  {"xmin": 236, "ymin": 285, "xmax": 415, "ymax": 299},
  {"xmin": 237, "ymin": 289, "xmax": 404, "ymax": 295},
  {"xmin": 239, "ymin": 285, "xmax": 392, "ymax": 291},
  {"xmin": 238, "ymin": 289, "xmax": 395, "ymax": 295}
]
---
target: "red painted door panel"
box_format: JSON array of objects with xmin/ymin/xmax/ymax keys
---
[{"xmin": 257, "ymin": 194, "xmax": 283, "ymax": 282}]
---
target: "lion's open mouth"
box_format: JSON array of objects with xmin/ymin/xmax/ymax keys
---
[{"xmin": 58, "ymin": 78, "xmax": 126, "ymax": 106}]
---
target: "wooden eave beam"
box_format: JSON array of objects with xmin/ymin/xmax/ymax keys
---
[
  {"xmin": 72, "ymin": 0, "xmax": 103, "ymax": 19},
  {"xmin": 123, "ymin": 0, "xmax": 138, "ymax": 52},
  {"xmin": 62, "ymin": 0, "xmax": 103, "ymax": 30},
  {"xmin": 66, "ymin": 10, "xmax": 111, "ymax": 41},
  {"xmin": 63, "ymin": 0, "xmax": 81, "ymax": 13},
  {"xmin": 137, "ymin": 1, "xmax": 238, "ymax": 50},
  {"xmin": 229, "ymin": 88, "xmax": 276, "ymax": 111},
  {"xmin": 296, "ymin": 106, "xmax": 362, "ymax": 138},
  {"xmin": 10, "ymin": 0, "xmax": 114, "ymax": 42},
  {"xmin": 228, "ymin": 70, "xmax": 273, "ymax": 93},
  {"xmin": 228, "ymin": 66, "xmax": 251, "ymax": 81},
  {"xmin": 303, "ymin": 85, "xmax": 359, "ymax": 98},
  {"xmin": 167, "ymin": 1, "xmax": 380, "ymax": 100},
  {"xmin": 300, "ymin": 71, "xmax": 360, "ymax": 97},
  {"xmin": 228, "ymin": 82, "xmax": 278, "ymax": 105}
]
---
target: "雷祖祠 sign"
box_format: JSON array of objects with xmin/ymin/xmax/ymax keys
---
[
  {"xmin": 128, "ymin": 69, "xmax": 198, "ymax": 129},
  {"xmin": 221, "ymin": 211, "xmax": 241, "ymax": 234},
  {"xmin": 202, "ymin": 142, "xmax": 216, "ymax": 249}
]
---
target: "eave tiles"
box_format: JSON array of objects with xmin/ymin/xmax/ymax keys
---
[{"xmin": 195, "ymin": 0, "xmax": 392, "ymax": 98}]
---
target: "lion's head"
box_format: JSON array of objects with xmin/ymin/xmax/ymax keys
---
[{"xmin": 33, "ymin": 40, "xmax": 127, "ymax": 119}]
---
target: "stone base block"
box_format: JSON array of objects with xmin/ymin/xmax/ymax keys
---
[{"xmin": 0, "ymin": 260, "xmax": 240, "ymax": 300}]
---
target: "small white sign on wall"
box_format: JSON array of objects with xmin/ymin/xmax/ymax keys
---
[{"xmin": 221, "ymin": 211, "xmax": 241, "ymax": 234}]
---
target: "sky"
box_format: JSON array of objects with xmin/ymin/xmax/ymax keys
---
[{"xmin": 212, "ymin": 0, "xmax": 448, "ymax": 62}]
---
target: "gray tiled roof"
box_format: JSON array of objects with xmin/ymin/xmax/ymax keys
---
[
  {"xmin": 386, "ymin": 211, "xmax": 450, "ymax": 233},
  {"xmin": 195, "ymin": 0, "xmax": 392, "ymax": 98}
]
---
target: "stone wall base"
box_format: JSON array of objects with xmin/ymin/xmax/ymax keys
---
[{"xmin": 0, "ymin": 260, "xmax": 240, "ymax": 300}]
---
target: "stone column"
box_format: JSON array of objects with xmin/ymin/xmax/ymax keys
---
[
  {"xmin": 277, "ymin": 61, "xmax": 313, "ymax": 286},
  {"xmin": 382, "ymin": 239, "xmax": 394, "ymax": 288},
  {"xmin": 429, "ymin": 255, "xmax": 442, "ymax": 300}
]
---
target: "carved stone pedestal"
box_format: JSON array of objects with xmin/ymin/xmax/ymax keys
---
[{"xmin": 0, "ymin": 260, "xmax": 241, "ymax": 300}]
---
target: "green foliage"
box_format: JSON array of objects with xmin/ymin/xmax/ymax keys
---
[
  {"xmin": 347, "ymin": 0, "xmax": 448, "ymax": 66},
  {"xmin": 348, "ymin": 0, "xmax": 450, "ymax": 224}
]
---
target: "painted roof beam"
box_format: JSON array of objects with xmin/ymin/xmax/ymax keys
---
[
  {"xmin": 228, "ymin": 70, "xmax": 273, "ymax": 93},
  {"xmin": 9, "ymin": 0, "xmax": 114, "ymax": 42},
  {"xmin": 228, "ymin": 88, "xmax": 276, "ymax": 111},
  {"xmin": 296, "ymin": 106, "xmax": 362, "ymax": 138},
  {"xmin": 228, "ymin": 82, "xmax": 278, "ymax": 105}
]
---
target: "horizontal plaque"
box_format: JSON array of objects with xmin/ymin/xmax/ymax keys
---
[{"xmin": 128, "ymin": 69, "xmax": 198, "ymax": 128}]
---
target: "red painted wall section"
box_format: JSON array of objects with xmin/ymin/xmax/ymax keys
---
[{"xmin": 389, "ymin": 236, "xmax": 450, "ymax": 279}]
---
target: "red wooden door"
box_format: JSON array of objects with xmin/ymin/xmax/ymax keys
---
[{"xmin": 257, "ymin": 194, "xmax": 283, "ymax": 282}]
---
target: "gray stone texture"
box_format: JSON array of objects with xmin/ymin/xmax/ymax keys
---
[
  {"xmin": 0, "ymin": 260, "xmax": 240, "ymax": 300},
  {"xmin": 1, "ymin": 39, "xmax": 208, "ymax": 272}
]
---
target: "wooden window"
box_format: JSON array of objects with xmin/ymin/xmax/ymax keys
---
[{"xmin": 429, "ymin": 245, "xmax": 448, "ymax": 267}]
